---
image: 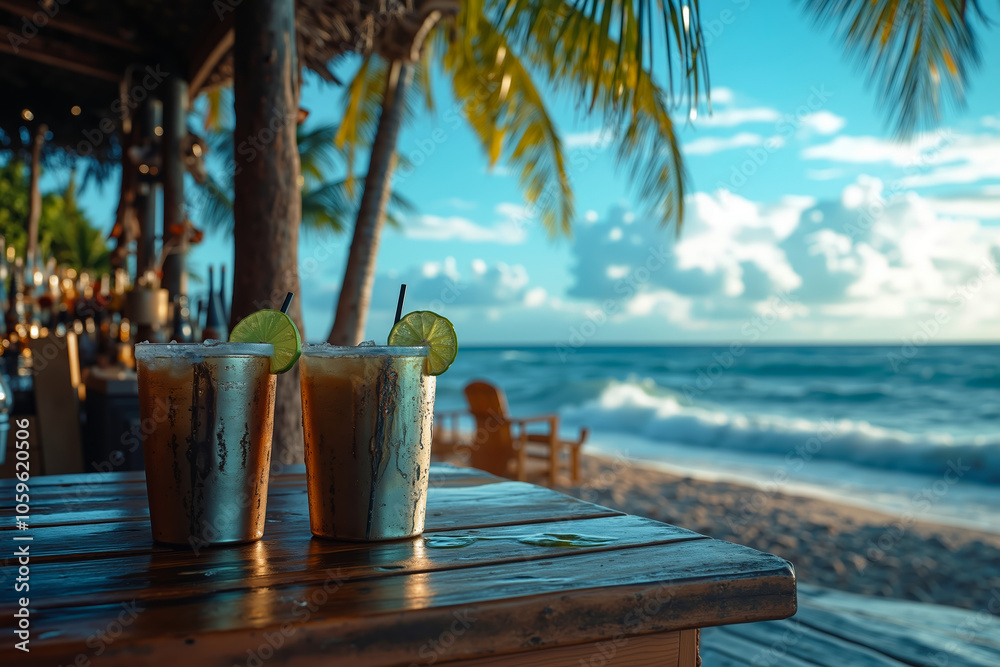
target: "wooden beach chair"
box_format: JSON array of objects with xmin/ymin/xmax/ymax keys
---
[{"xmin": 461, "ymin": 380, "xmax": 588, "ymax": 487}]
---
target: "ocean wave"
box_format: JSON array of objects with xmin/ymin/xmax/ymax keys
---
[
  {"xmin": 736, "ymin": 361, "xmax": 887, "ymax": 378},
  {"xmin": 562, "ymin": 382, "xmax": 1000, "ymax": 484}
]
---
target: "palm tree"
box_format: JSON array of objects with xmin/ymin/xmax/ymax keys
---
[
  {"xmin": 327, "ymin": 0, "xmax": 710, "ymax": 344},
  {"xmin": 45, "ymin": 172, "xmax": 112, "ymax": 275},
  {"xmin": 801, "ymin": 0, "xmax": 984, "ymax": 137},
  {"xmin": 193, "ymin": 121, "xmax": 413, "ymax": 235}
]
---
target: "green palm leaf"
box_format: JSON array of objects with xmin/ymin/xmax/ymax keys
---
[
  {"xmin": 801, "ymin": 0, "xmax": 982, "ymax": 137},
  {"xmin": 497, "ymin": 0, "xmax": 709, "ymax": 114},
  {"xmin": 442, "ymin": 16, "xmax": 573, "ymax": 235},
  {"xmin": 496, "ymin": 1, "xmax": 689, "ymax": 229}
]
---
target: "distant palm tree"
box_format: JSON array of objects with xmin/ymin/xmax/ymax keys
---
[
  {"xmin": 45, "ymin": 172, "xmax": 112, "ymax": 274},
  {"xmin": 327, "ymin": 0, "xmax": 710, "ymax": 344},
  {"xmin": 194, "ymin": 121, "xmax": 413, "ymax": 234},
  {"xmin": 802, "ymin": 0, "xmax": 984, "ymax": 137}
]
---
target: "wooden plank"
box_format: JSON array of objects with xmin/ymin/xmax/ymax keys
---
[
  {"xmin": 698, "ymin": 625, "xmax": 819, "ymax": 667},
  {"xmin": 443, "ymin": 630, "xmax": 683, "ymax": 666},
  {"xmin": 0, "ymin": 463, "xmax": 497, "ymax": 493},
  {"xmin": 679, "ymin": 629, "xmax": 698, "ymax": 666},
  {"xmin": 0, "ymin": 0, "xmax": 144, "ymax": 53},
  {"xmin": 792, "ymin": 606, "xmax": 1000, "ymax": 667},
  {"xmin": 798, "ymin": 584, "xmax": 1000, "ymax": 650},
  {"xmin": 4, "ymin": 485, "xmax": 623, "ymax": 562},
  {"xmin": 10, "ymin": 516, "xmax": 704, "ymax": 609},
  {"xmin": 720, "ymin": 620, "xmax": 905, "ymax": 667},
  {"xmin": 0, "ymin": 480, "xmax": 618, "ymax": 531},
  {"xmin": 699, "ymin": 645, "xmax": 754, "ymax": 667},
  {"xmin": 2, "ymin": 540, "xmax": 795, "ymax": 667},
  {"xmin": 0, "ymin": 29, "xmax": 121, "ymax": 81},
  {"xmin": 699, "ymin": 584, "xmax": 1000, "ymax": 667}
]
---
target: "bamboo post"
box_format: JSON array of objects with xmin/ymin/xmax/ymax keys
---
[{"xmin": 161, "ymin": 76, "xmax": 189, "ymax": 301}]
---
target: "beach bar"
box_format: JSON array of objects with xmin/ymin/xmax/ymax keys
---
[
  {"xmin": 0, "ymin": 2, "xmax": 801, "ymax": 663},
  {"xmin": 6, "ymin": 0, "xmax": 999, "ymax": 666}
]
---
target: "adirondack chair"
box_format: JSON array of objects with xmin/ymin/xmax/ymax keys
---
[{"xmin": 459, "ymin": 380, "xmax": 587, "ymax": 487}]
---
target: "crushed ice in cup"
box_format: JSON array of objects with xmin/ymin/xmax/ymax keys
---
[
  {"xmin": 203, "ymin": 339, "xmax": 221, "ymax": 346},
  {"xmin": 358, "ymin": 340, "xmax": 376, "ymax": 347}
]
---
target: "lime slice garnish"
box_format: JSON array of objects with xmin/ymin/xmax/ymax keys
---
[
  {"xmin": 229, "ymin": 309, "xmax": 302, "ymax": 374},
  {"xmin": 388, "ymin": 311, "xmax": 458, "ymax": 376}
]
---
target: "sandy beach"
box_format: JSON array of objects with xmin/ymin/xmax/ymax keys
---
[{"xmin": 560, "ymin": 454, "xmax": 1000, "ymax": 613}]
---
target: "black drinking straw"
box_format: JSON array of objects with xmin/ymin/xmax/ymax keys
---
[
  {"xmin": 394, "ymin": 284, "xmax": 407, "ymax": 324},
  {"xmin": 280, "ymin": 292, "xmax": 294, "ymax": 314}
]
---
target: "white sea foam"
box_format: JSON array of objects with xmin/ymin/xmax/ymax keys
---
[{"xmin": 561, "ymin": 381, "xmax": 1000, "ymax": 484}]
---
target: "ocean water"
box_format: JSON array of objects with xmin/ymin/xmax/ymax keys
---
[{"xmin": 435, "ymin": 345, "xmax": 1000, "ymax": 533}]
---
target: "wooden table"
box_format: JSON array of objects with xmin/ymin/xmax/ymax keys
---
[{"xmin": 1, "ymin": 464, "xmax": 796, "ymax": 666}]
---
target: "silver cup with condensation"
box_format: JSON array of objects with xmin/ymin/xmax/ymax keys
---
[
  {"xmin": 299, "ymin": 344, "xmax": 435, "ymax": 541},
  {"xmin": 135, "ymin": 342, "xmax": 276, "ymax": 548}
]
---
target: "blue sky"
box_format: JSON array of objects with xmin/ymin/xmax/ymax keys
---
[{"xmin": 70, "ymin": 1, "xmax": 1000, "ymax": 345}]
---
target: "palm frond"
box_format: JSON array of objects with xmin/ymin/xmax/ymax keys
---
[
  {"xmin": 191, "ymin": 170, "xmax": 235, "ymax": 232},
  {"xmin": 801, "ymin": 0, "xmax": 981, "ymax": 136},
  {"xmin": 301, "ymin": 179, "xmax": 352, "ymax": 233},
  {"xmin": 297, "ymin": 123, "xmax": 343, "ymax": 186},
  {"xmin": 335, "ymin": 57, "xmax": 388, "ymax": 196},
  {"xmin": 443, "ymin": 16, "xmax": 573, "ymax": 235},
  {"xmin": 300, "ymin": 177, "xmax": 416, "ymax": 233},
  {"xmin": 498, "ymin": 1, "xmax": 687, "ymax": 228},
  {"xmin": 496, "ymin": 0, "xmax": 709, "ymax": 114}
]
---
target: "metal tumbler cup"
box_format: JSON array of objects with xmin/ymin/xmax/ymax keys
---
[
  {"xmin": 300, "ymin": 345, "xmax": 435, "ymax": 541},
  {"xmin": 135, "ymin": 342, "xmax": 276, "ymax": 547}
]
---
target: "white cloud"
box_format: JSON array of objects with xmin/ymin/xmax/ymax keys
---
[
  {"xmin": 524, "ymin": 287, "xmax": 547, "ymax": 307},
  {"xmin": 801, "ymin": 134, "xmax": 942, "ymax": 165},
  {"xmin": 685, "ymin": 132, "xmax": 765, "ymax": 155},
  {"xmin": 798, "ymin": 111, "xmax": 846, "ymax": 135},
  {"xmin": 372, "ymin": 259, "xmax": 534, "ymax": 310},
  {"xmin": 563, "ymin": 181, "xmax": 1000, "ymax": 335},
  {"xmin": 404, "ymin": 214, "xmax": 526, "ymax": 244},
  {"xmin": 924, "ymin": 195, "xmax": 1000, "ymax": 220},
  {"xmin": 564, "ymin": 129, "xmax": 611, "ymax": 149},
  {"xmin": 696, "ymin": 107, "xmax": 781, "ymax": 127},
  {"xmin": 710, "ymin": 87, "xmax": 735, "ymax": 105},
  {"xmin": 802, "ymin": 128, "xmax": 1000, "ymax": 188}
]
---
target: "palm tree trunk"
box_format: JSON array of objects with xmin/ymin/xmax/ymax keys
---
[
  {"xmin": 232, "ymin": 0, "xmax": 305, "ymax": 465},
  {"xmin": 26, "ymin": 124, "xmax": 47, "ymax": 266},
  {"xmin": 328, "ymin": 60, "xmax": 413, "ymax": 345}
]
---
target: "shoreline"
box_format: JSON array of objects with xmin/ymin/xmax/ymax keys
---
[{"xmin": 562, "ymin": 453, "xmax": 1000, "ymax": 612}]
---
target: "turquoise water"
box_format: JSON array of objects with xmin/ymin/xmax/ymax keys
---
[{"xmin": 436, "ymin": 345, "xmax": 1000, "ymax": 531}]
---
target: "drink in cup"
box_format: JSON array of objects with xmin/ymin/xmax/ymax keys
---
[
  {"xmin": 135, "ymin": 342, "xmax": 276, "ymax": 547},
  {"xmin": 300, "ymin": 345, "xmax": 435, "ymax": 540},
  {"xmin": 300, "ymin": 310, "xmax": 457, "ymax": 541},
  {"xmin": 136, "ymin": 303, "xmax": 302, "ymax": 547}
]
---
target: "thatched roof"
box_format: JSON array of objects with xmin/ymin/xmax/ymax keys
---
[{"xmin": 0, "ymin": 0, "xmax": 429, "ymax": 163}]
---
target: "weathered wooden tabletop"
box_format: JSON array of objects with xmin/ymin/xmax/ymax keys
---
[{"xmin": 0, "ymin": 464, "xmax": 796, "ymax": 666}]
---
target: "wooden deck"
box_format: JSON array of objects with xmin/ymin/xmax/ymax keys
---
[{"xmin": 701, "ymin": 584, "xmax": 1000, "ymax": 667}]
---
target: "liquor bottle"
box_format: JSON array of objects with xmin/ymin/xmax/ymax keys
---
[
  {"xmin": 0, "ymin": 238, "xmax": 8, "ymax": 336},
  {"xmin": 202, "ymin": 266, "xmax": 227, "ymax": 341},
  {"xmin": 171, "ymin": 295, "xmax": 194, "ymax": 342},
  {"xmin": 219, "ymin": 264, "xmax": 230, "ymax": 324}
]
